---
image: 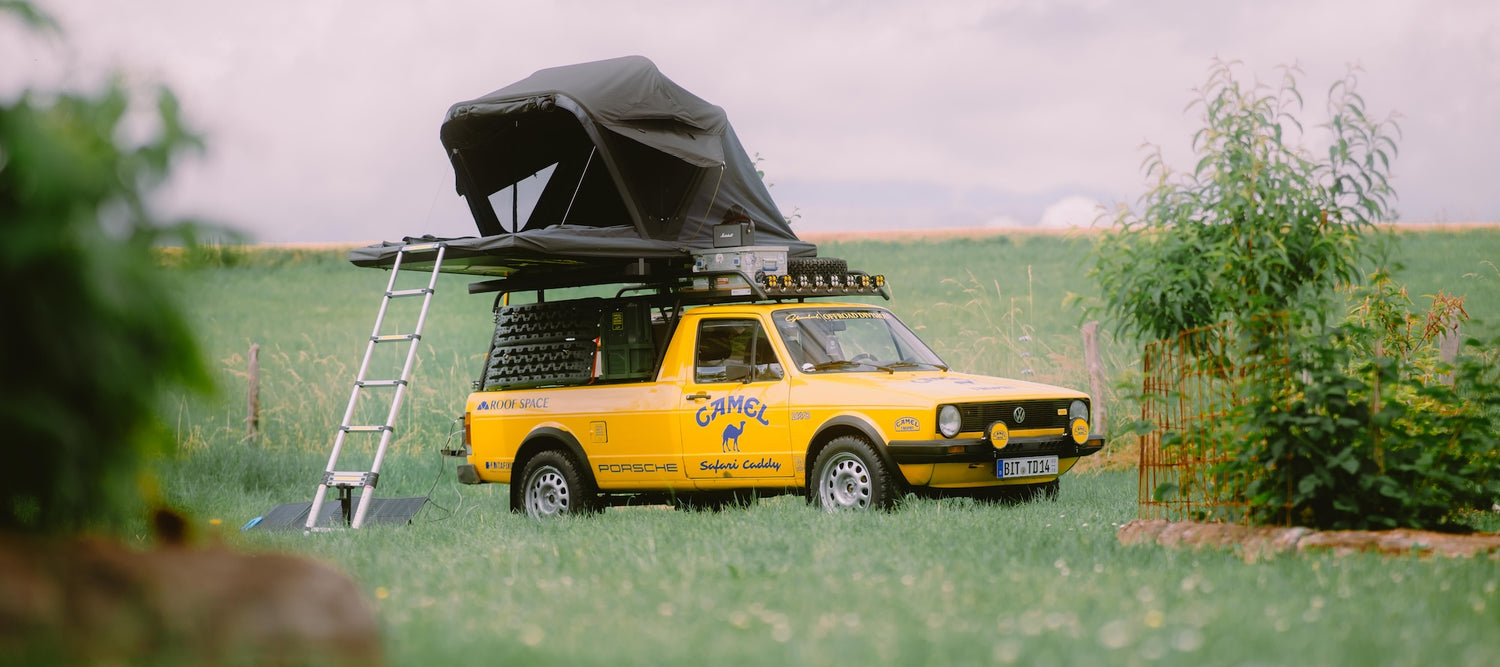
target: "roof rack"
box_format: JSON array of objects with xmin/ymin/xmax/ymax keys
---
[{"xmin": 467, "ymin": 267, "xmax": 890, "ymax": 304}]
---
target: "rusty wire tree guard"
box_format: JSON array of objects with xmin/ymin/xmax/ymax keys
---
[{"xmin": 1137, "ymin": 317, "xmax": 1291, "ymax": 524}]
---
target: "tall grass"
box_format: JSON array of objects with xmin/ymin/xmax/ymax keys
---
[{"xmin": 148, "ymin": 230, "xmax": 1500, "ymax": 666}]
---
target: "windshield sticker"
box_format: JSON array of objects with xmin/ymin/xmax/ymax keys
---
[
  {"xmin": 895, "ymin": 416, "xmax": 921, "ymax": 432},
  {"xmin": 783, "ymin": 311, "xmax": 889, "ymax": 323}
]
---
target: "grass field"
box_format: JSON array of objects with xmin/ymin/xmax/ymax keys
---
[{"xmin": 153, "ymin": 227, "xmax": 1500, "ymax": 666}]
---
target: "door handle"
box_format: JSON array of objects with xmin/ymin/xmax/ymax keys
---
[{"xmin": 685, "ymin": 392, "xmax": 711, "ymax": 401}]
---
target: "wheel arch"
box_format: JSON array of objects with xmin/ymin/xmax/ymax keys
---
[
  {"xmin": 515, "ymin": 426, "xmax": 596, "ymax": 487},
  {"xmin": 805, "ymin": 415, "xmax": 899, "ymax": 489}
]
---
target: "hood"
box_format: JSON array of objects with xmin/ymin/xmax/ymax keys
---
[{"xmin": 801, "ymin": 371, "xmax": 1089, "ymax": 405}]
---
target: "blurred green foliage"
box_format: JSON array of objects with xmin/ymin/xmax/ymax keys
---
[{"xmin": 0, "ymin": 3, "xmax": 211, "ymax": 533}]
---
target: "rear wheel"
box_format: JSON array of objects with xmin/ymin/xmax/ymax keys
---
[
  {"xmin": 513, "ymin": 450, "xmax": 597, "ymax": 519},
  {"xmin": 810, "ymin": 436, "xmax": 898, "ymax": 511}
]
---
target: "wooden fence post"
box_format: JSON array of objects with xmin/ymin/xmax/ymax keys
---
[
  {"xmin": 247, "ymin": 343, "xmax": 260, "ymax": 441},
  {"xmin": 1082, "ymin": 321, "xmax": 1107, "ymax": 435},
  {"xmin": 1438, "ymin": 322, "xmax": 1462, "ymax": 386}
]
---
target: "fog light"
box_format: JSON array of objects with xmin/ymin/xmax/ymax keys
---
[
  {"xmin": 1070, "ymin": 418, "xmax": 1089, "ymax": 445},
  {"xmin": 988, "ymin": 421, "xmax": 1010, "ymax": 449},
  {"xmin": 1069, "ymin": 400, "xmax": 1089, "ymax": 445}
]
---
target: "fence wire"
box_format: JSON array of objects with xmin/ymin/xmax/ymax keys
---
[{"xmin": 1137, "ymin": 317, "xmax": 1291, "ymax": 524}]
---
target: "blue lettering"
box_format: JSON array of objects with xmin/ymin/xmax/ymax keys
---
[
  {"xmin": 694, "ymin": 394, "xmax": 774, "ymax": 428},
  {"xmin": 740, "ymin": 457, "xmax": 782, "ymax": 472},
  {"xmin": 475, "ymin": 397, "xmax": 550, "ymax": 411},
  {"xmin": 698, "ymin": 459, "xmax": 740, "ymax": 472}
]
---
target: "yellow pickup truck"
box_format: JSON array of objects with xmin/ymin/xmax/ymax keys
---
[
  {"xmin": 456, "ymin": 295, "xmax": 1103, "ymax": 518},
  {"xmin": 345, "ymin": 58, "xmax": 1103, "ymax": 522}
]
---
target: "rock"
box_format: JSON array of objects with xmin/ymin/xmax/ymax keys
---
[
  {"xmin": 0, "ymin": 532, "xmax": 382, "ymax": 665},
  {"xmin": 1117, "ymin": 519, "xmax": 1500, "ymax": 560}
]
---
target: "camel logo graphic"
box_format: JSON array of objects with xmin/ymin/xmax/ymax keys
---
[
  {"xmin": 697, "ymin": 394, "xmax": 771, "ymax": 453},
  {"xmin": 721, "ymin": 421, "xmax": 747, "ymax": 452}
]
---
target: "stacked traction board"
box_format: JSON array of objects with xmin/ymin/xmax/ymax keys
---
[{"xmin": 483, "ymin": 298, "xmax": 605, "ymax": 390}]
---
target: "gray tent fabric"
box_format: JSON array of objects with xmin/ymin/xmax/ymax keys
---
[
  {"xmin": 347, "ymin": 226, "xmax": 692, "ymax": 277},
  {"xmin": 351, "ymin": 56, "xmax": 815, "ymax": 278},
  {"xmin": 437, "ymin": 56, "xmax": 811, "ymax": 255}
]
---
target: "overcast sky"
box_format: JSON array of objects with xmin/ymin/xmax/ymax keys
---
[{"xmin": 4, "ymin": 0, "xmax": 1497, "ymax": 242}]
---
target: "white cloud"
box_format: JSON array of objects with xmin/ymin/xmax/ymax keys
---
[{"xmin": 1037, "ymin": 196, "xmax": 1104, "ymax": 228}]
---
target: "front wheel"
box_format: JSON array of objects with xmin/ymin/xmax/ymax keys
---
[
  {"xmin": 513, "ymin": 450, "xmax": 597, "ymax": 519},
  {"xmin": 810, "ymin": 436, "xmax": 898, "ymax": 511}
]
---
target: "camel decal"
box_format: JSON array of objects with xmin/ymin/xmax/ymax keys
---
[{"xmin": 721, "ymin": 420, "xmax": 747, "ymax": 452}]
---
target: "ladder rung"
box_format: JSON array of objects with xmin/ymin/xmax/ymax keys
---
[
  {"xmin": 342, "ymin": 425, "xmax": 392, "ymax": 433},
  {"xmin": 401, "ymin": 242, "xmax": 443, "ymax": 253},
  {"xmin": 355, "ymin": 379, "xmax": 406, "ymax": 388},
  {"xmin": 323, "ymin": 470, "xmax": 379, "ymax": 488},
  {"xmin": 387, "ymin": 288, "xmax": 433, "ymax": 298},
  {"xmin": 372, "ymin": 333, "xmax": 419, "ymax": 342}
]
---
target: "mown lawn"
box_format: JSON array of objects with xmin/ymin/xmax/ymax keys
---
[{"xmin": 154, "ymin": 228, "xmax": 1500, "ymax": 666}]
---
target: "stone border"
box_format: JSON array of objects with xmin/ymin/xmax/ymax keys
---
[{"xmin": 1118, "ymin": 519, "xmax": 1500, "ymax": 560}]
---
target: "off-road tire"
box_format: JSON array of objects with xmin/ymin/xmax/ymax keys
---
[
  {"xmin": 512, "ymin": 450, "xmax": 597, "ymax": 519},
  {"xmin": 809, "ymin": 436, "xmax": 898, "ymax": 511},
  {"xmin": 788, "ymin": 257, "xmax": 848, "ymax": 278}
]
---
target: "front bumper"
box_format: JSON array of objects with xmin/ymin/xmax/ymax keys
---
[{"xmin": 886, "ymin": 434, "xmax": 1106, "ymax": 464}]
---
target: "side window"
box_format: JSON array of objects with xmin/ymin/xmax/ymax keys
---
[{"xmin": 694, "ymin": 319, "xmax": 783, "ymax": 383}]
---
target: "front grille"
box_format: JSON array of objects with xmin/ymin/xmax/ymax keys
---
[{"xmin": 957, "ymin": 399, "xmax": 1075, "ymax": 433}]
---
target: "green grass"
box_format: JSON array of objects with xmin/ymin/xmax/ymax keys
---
[{"xmin": 150, "ymin": 229, "xmax": 1500, "ymax": 666}]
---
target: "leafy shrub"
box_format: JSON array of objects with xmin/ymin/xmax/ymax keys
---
[
  {"xmin": 1094, "ymin": 60, "xmax": 1500, "ymax": 530},
  {"xmin": 0, "ymin": 4, "xmax": 210, "ymax": 533},
  {"xmin": 1227, "ymin": 317, "xmax": 1500, "ymax": 531}
]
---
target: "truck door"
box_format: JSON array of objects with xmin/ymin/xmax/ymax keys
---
[{"xmin": 679, "ymin": 317, "xmax": 794, "ymax": 479}]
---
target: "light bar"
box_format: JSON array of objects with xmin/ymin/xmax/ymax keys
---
[{"xmin": 759, "ymin": 272, "xmax": 888, "ymax": 297}]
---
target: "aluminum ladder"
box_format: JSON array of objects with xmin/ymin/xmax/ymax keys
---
[{"xmin": 306, "ymin": 242, "xmax": 445, "ymax": 531}]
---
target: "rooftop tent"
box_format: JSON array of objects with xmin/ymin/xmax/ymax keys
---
[{"xmin": 439, "ymin": 56, "xmax": 811, "ymax": 253}]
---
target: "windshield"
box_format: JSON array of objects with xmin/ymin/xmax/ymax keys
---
[{"xmin": 772, "ymin": 308, "xmax": 947, "ymax": 373}]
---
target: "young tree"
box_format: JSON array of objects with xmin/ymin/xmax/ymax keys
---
[{"xmin": 1093, "ymin": 60, "xmax": 1398, "ymax": 343}]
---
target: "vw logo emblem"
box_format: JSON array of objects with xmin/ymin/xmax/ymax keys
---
[{"xmin": 1012, "ymin": 406, "xmax": 1026, "ymax": 424}]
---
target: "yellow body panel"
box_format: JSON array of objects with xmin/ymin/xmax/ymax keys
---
[{"xmin": 466, "ymin": 302, "xmax": 1090, "ymax": 494}]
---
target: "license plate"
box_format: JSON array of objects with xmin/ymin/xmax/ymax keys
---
[{"xmin": 997, "ymin": 455, "xmax": 1058, "ymax": 479}]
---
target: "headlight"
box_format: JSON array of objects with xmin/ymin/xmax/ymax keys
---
[
  {"xmin": 1069, "ymin": 399, "xmax": 1090, "ymax": 445},
  {"xmin": 937, "ymin": 405, "xmax": 961, "ymax": 438}
]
